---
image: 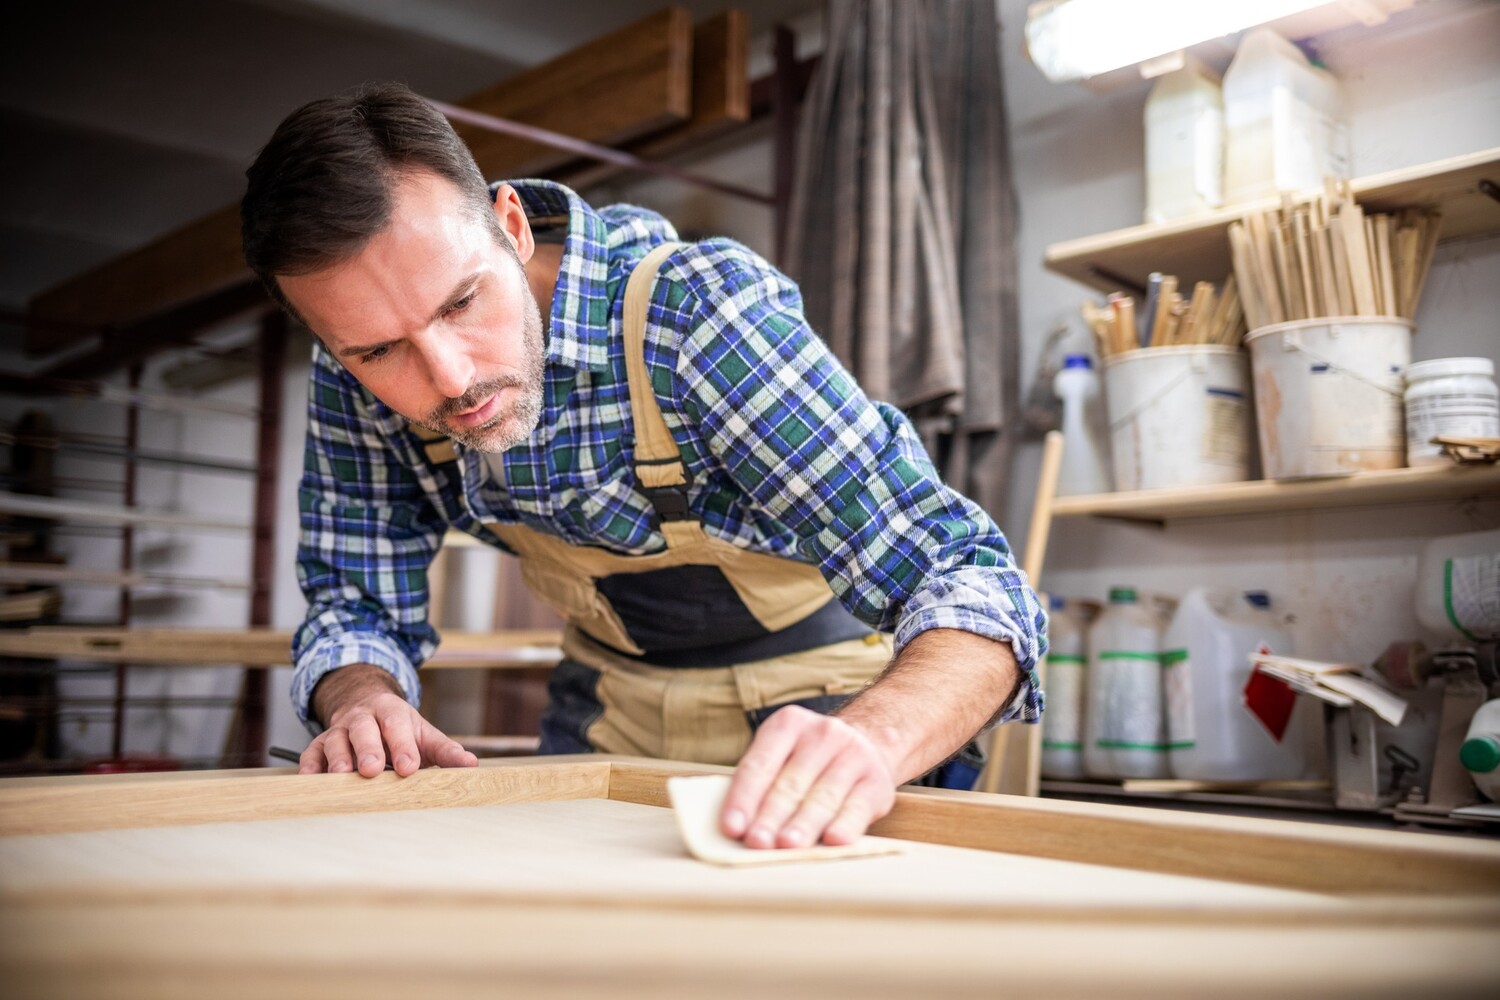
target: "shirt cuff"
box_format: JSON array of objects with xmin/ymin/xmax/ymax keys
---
[
  {"xmin": 292, "ymin": 632, "xmax": 424, "ymax": 736},
  {"xmin": 893, "ymin": 568, "xmax": 1048, "ymax": 727}
]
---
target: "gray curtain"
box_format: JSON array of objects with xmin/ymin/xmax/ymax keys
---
[{"xmin": 784, "ymin": 0, "xmax": 1021, "ymax": 514}]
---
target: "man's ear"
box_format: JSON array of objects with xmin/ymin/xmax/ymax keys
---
[{"xmin": 491, "ymin": 183, "xmax": 535, "ymax": 264}]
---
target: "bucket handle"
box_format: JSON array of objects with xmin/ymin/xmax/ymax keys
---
[
  {"xmin": 1107, "ymin": 364, "xmax": 1199, "ymax": 432},
  {"xmin": 1280, "ymin": 330, "xmax": 1403, "ymax": 399}
]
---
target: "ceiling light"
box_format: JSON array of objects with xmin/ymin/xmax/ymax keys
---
[{"xmin": 1025, "ymin": 0, "xmax": 1341, "ymax": 82}]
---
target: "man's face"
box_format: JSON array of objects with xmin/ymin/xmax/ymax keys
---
[{"xmin": 279, "ymin": 171, "xmax": 545, "ymax": 452}]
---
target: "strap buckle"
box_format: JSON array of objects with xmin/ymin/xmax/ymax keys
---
[{"xmin": 641, "ymin": 481, "xmax": 693, "ymax": 524}]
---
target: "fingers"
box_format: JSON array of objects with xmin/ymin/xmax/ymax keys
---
[
  {"xmin": 724, "ymin": 707, "xmax": 896, "ymax": 850},
  {"xmin": 346, "ymin": 711, "xmax": 389, "ymax": 777},
  {"xmin": 721, "ymin": 706, "xmax": 812, "ymax": 840},
  {"xmin": 305, "ymin": 694, "xmax": 477, "ymax": 778},
  {"xmin": 418, "ymin": 719, "xmax": 478, "ymax": 769}
]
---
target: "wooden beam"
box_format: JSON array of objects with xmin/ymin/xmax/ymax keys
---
[
  {"xmin": 556, "ymin": 11, "xmax": 750, "ymax": 192},
  {"xmin": 25, "ymin": 7, "xmax": 699, "ymax": 352},
  {"xmin": 456, "ymin": 5, "xmax": 694, "ymax": 179}
]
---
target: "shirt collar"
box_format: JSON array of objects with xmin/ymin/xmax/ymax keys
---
[{"xmin": 497, "ymin": 179, "xmax": 614, "ymax": 373}]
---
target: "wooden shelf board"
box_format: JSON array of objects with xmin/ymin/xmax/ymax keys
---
[
  {"xmin": 1045, "ymin": 147, "xmax": 1500, "ymax": 294},
  {"xmin": 1050, "ymin": 462, "xmax": 1500, "ymax": 522},
  {"xmin": 0, "ymin": 492, "xmax": 249, "ymax": 533},
  {"xmin": 0, "ymin": 626, "xmax": 563, "ymax": 669}
]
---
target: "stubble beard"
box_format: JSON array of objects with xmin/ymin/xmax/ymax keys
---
[{"xmin": 420, "ymin": 285, "xmax": 546, "ymax": 453}]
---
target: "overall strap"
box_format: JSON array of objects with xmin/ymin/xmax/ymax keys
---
[{"xmin": 622, "ymin": 242, "xmax": 694, "ymax": 531}]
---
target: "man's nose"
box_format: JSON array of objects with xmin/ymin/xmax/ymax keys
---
[{"xmin": 420, "ymin": 334, "xmax": 475, "ymax": 400}]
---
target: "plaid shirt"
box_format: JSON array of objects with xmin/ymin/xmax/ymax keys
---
[{"xmin": 292, "ymin": 180, "xmax": 1046, "ymax": 732}]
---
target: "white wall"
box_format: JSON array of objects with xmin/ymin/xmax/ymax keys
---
[{"xmin": 997, "ymin": 0, "xmax": 1500, "ymax": 667}]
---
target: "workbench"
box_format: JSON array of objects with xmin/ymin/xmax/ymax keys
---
[{"xmin": 2, "ymin": 756, "xmax": 1498, "ymax": 998}]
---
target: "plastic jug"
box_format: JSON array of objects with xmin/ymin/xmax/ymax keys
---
[
  {"xmin": 1414, "ymin": 529, "xmax": 1500, "ymax": 644},
  {"xmin": 1054, "ymin": 355, "xmax": 1111, "ymax": 497},
  {"xmin": 1041, "ymin": 595, "xmax": 1088, "ymax": 780},
  {"xmin": 1223, "ymin": 28, "xmax": 1349, "ymax": 206},
  {"xmin": 1084, "ymin": 587, "xmax": 1165, "ymax": 779},
  {"xmin": 1144, "ymin": 55, "xmax": 1224, "ymax": 223},
  {"xmin": 1163, "ymin": 588, "xmax": 1305, "ymax": 781},
  {"xmin": 1460, "ymin": 699, "xmax": 1500, "ymax": 803}
]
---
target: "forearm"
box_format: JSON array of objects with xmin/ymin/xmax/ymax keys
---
[{"xmin": 834, "ymin": 628, "xmax": 1020, "ymax": 783}]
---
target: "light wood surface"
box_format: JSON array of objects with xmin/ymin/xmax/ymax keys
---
[
  {"xmin": 0, "ymin": 626, "xmax": 563, "ymax": 668},
  {"xmin": 3, "ymin": 758, "xmax": 1497, "ymax": 998},
  {"xmin": 1045, "ymin": 148, "xmax": 1500, "ymax": 295},
  {"xmin": 1049, "ymin": 461, "xmax": 1500, "ymax": 523}
]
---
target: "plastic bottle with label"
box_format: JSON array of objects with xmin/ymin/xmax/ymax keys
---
[
  {"xmin": 1144, "ymin": 55, "xmax": 1224, "ymax": 224},
  {"xmin": 1223, "ymin": 28, "xmax": 1349, "ymax": 207},
  {"xmin": 1054, "ymin": 354, "xmax": 1112, "ymax": 497},
  {"xmin": 1163, "ymin": 589, "xmax": 1305, "ymax": 781},
  {"xmin": 1460, "ymin": 699, "xmax": 1500, "ymax": 803},
  {"xmin": 1084, "ymin": 587, "xmax": 1165, "ymax": 779},
  {"xmin": 1041, "ymin": 595, "xmax": 1088, "ymax": 780},
  {"xmin": 1414, "ymin": 528, "xmax": 1500, "ymax": 644}
]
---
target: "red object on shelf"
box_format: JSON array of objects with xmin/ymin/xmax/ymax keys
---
[{"xmin": 83, "ymin": 755, "xmax": 179, "ymax": 774}]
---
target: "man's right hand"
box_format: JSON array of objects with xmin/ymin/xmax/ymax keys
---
[{"xmin": 300, "ymin": 663, "xmax": 478, "ymax": 778}]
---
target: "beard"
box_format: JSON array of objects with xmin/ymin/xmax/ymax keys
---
[{"xmin": 417, "ymin": 282, "xmax": 546, "ymax": 453}]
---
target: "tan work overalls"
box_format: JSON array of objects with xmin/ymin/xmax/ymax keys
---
[{"xmin": 481, "ymin": 243, "xmax": 892, "ymax": 765}]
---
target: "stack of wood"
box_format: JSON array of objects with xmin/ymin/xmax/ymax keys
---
[
  {"xmin": 1081, "ymin": 273, "xmax": 1245, "ymax": 359},
  {"xmin": 1228, "ymin": 180, "xmax": 1441, "ymax": 331}
]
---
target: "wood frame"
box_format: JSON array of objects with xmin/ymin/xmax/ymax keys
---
[{"xmin": 3, "ymin": 757, "xmax": 1498, "ymax": 998}]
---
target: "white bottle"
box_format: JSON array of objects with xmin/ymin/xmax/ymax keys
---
[
  {"xmin": 1054, "ymin": 354, "xmax": 1112, "ymax": 497},
  {"xmin": 1223, "ymin": 28, "xmax": 1349, "ymax": 207},
  {"xmin": 1041, "ymin": 595, "xmax": 1088, "ymax": 780},
  {"xmin": 1084, "ymin": 587, "xmax": 1165, "ymax": 780},
  {"xmin": 1460, "ymin": 699, "xmax": 1500, "ymax": 803},
  {"xmin": 1404, "ymin": 357, "xmax": 1500, "ymax": 468},
  {"xmin": 1163, "ymin": 589, "xmax": 1305, "ymax": 781},
  {"xmin": 1414, "ymin": 528, "xmax": 1500, "ymax": 644},
  {"xmin": 1144, "ymin": 55, "xmax": 1224, "ymax": 224}
]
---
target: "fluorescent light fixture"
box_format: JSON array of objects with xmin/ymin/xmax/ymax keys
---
[{"xmin": 1025, "ymin": 0, "xmax": 1334, "ymax": 82}]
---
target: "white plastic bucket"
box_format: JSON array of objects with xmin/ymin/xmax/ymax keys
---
[
  {"xmin": 1245, "ymin": 317, "xmax": 1412, "ymax": 479},
  {"xmin": 1101, "ymin": 346, "xmax": 1252, "ymax": 492}
]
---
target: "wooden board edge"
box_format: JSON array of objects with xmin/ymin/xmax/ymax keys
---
[
  {"xmin": 868, "ymin": 791, "xmax": 1500, "ymax": 898},
  {"xmin": 0, "ymin": 759, "xmax": 611, "ymax": 836}
]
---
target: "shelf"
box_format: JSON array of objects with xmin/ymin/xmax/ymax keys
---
[
  {"xmin": 1050, "ymin": 462, "xmax": 1500, "ymax": 523},
  {"xmin": 0, "ymin": 492, "xmax": 250, "ymax": 533},
  {"xmin": 1044, "ymin": 147, "xmax": 1500, "ymax": 295},
  {"xmin": 0, "ymin": 627, "xmax": 564, "ymax": 669}
]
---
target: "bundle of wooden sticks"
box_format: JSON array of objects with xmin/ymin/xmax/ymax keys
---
[
  {"xmin": 1082, "ymin": 272, "xmax": 1245, "ymax": 359},
  {"xmin": 1228, "ymin": 180, "xmax": 1440, "ymax": 331}
]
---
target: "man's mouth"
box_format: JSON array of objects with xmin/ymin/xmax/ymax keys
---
[{"xmin": 449, "ymin": 392, "xmax": 501, "ymax": 429}]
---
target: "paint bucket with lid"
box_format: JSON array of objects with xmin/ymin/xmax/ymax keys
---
[
  {"xmin": 1245, "ymin": 317, "xmax": 1412, "ymax": 479},
  {"xmin": 1102, "ymin": 345, "xmax": 1252, "ymax": 491}
]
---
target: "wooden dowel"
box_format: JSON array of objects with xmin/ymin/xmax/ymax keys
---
[
  {"xmin": 1149, "ymin": 275, "xmax": 1177, "ymax": 347},
  {"xmin": 1374, "ymin": 214, "xmax": 1397, "ymax": 318}
]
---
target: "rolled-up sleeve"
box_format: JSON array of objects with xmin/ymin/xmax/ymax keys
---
[
  {"xmin": 671, "ymin": 242, "xmax": 1046, "ymax": 725},
  {"xmin": 292, "ymin": 343, "xmax": 447, "ymax": 733}
]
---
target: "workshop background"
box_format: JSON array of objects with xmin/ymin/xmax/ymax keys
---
[{"xmin": 0, "ymin": 0, "xmax": 1497, "ymax": 823}]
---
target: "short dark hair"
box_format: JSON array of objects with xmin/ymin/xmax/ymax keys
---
[{"xmin": 241, "ymin": 81, "xmax": 497, "ymax": 316}]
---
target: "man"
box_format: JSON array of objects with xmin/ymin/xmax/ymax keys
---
[{"xmin": 242, "ymin": 83, "xmax": 1044, "ymax": 850}]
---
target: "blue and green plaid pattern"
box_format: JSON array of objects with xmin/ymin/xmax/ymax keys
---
[{"xmin": 292, "ymin": 180, "xmax": 1046, "ymax": 732}]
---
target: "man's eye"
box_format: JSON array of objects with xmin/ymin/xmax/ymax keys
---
[
  {"xmin": 360, "ymin": 344, "xmax": 392, "ymax": 364},
  {"xmin": 448, "ymin": 292, "xmax": 475, "ymax": 314}
]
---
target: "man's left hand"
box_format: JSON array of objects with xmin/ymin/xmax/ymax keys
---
[{"xmin": 719, "ymin": 705, "xmax": 896, "ymax": 848}]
